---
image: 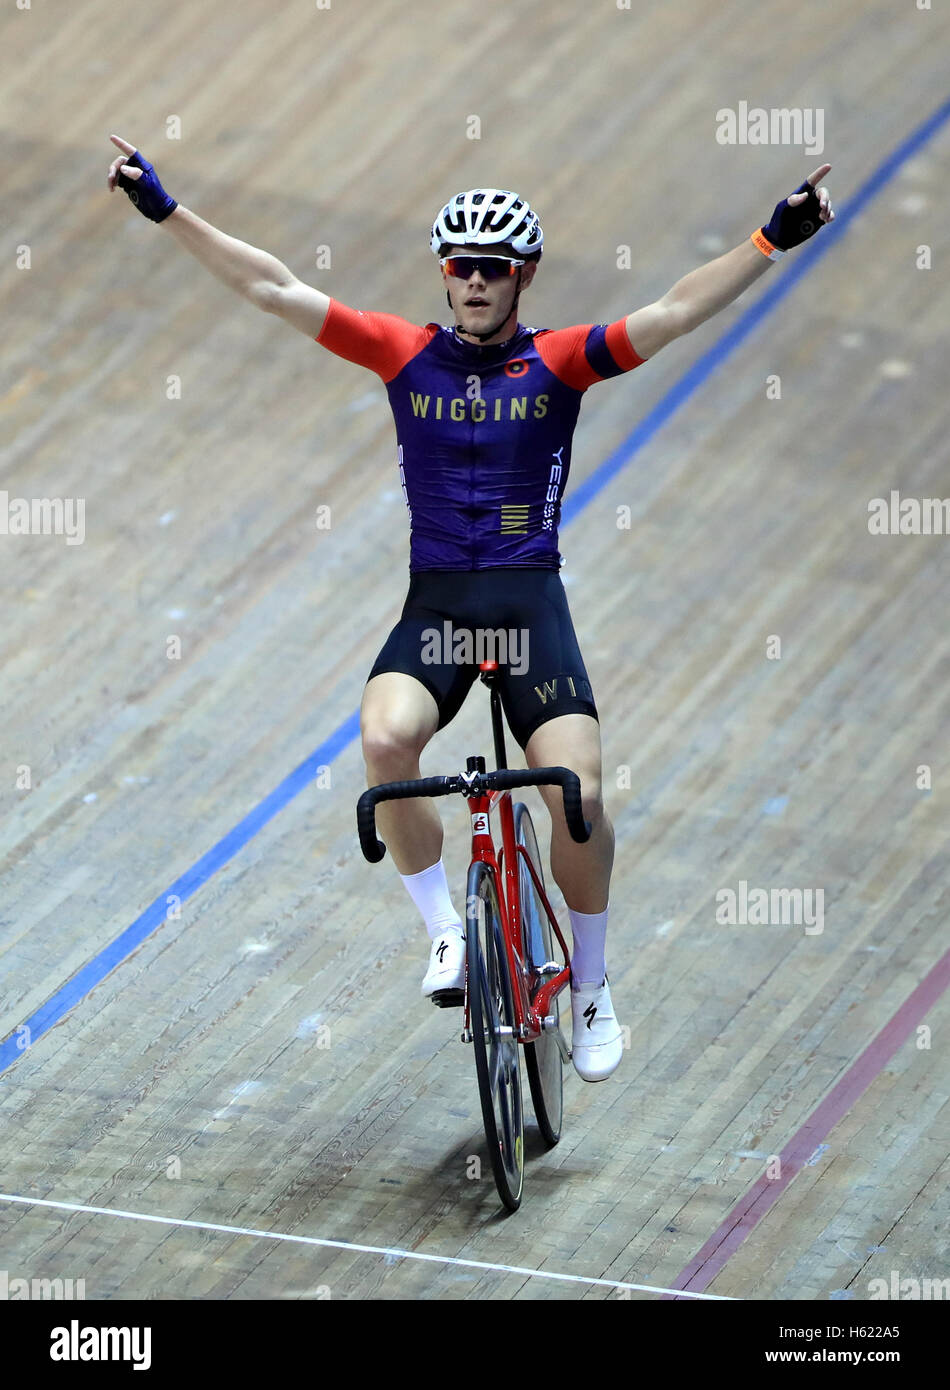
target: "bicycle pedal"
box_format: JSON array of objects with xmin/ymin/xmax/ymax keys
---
[{"xmin": 430, "ymin": 988, "xmax": 465, "ymax": 1009}]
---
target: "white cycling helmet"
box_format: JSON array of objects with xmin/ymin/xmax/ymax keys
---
[{"xmin": 430, "ymin": 189, "xmax": 544, "ymax": 258}]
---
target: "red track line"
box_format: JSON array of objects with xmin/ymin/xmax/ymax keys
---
[{"xmin": 665, "ymin": 946, "xmax": 950, "ymax": 1299}]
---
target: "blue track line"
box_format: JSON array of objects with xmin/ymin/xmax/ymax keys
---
[
  {"xmin": 0, "ymin": 711, "xmax": 359, "ymax": 1075},
  {"xmin": 3, "ymin": 96, "xmax": 948, "ymax": 1077}
]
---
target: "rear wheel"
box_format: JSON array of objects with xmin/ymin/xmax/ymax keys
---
[
  {"xmin": 466, "ymin": 860, "xmax": 524, "ymax": 1212},
  {"xmin": 514, "ymin": 802, "xmax": 565, "ymax": 1147}
]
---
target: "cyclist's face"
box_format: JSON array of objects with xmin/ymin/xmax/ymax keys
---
[{"xmin": 442, "ymin": 242, "xmax": 537, "ymax": 339}]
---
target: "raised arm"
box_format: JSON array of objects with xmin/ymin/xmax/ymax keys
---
[
  {"xmin": 623, "ymin": 164, "xmax": 834, "ymax": 361},
  {"xmin": 107, "ymin": 134, "xmax": 330, "ymax": 337},
  {"xmin": 164, "ymin": 208, "xmax": 331, "ymax": 337}
]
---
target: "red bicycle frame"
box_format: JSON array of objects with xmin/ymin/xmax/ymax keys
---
[{"xmin": 462, "ymin": 781, "xmax": 572, "ymax": 1044}]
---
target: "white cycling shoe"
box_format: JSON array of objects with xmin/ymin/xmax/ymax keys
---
[
  {"xmin": 570, "ymin": 975, "xmax": 623, "ymax": 1081},
  {"xmin": 422, "ymin": 927, "xmax": 466, "ymax": 1006}
]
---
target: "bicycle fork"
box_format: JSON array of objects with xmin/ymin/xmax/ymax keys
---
[{"xmin": 459, "ymin": 763, "xmax": 570, "ymax": 1061}]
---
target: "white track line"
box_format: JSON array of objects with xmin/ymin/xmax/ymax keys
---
[{"xmin": 0, "ymin": 1192, "xmax": 732, "ymax": 1299}]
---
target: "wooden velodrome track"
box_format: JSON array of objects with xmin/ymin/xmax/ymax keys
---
[{"xmin": 1, "ymin": 0, "xmax": 948, "ymax": 1303}]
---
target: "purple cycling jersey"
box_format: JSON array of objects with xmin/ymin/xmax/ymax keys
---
[{"xmin": 316, "ymin": 300, "xmax": 645, "ymax": 571}]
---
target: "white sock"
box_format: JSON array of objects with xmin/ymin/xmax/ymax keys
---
[
  {"xmin": 569, "ymin": 904, "xmax": 608, "ymax": 987},
  {"xmin": 399, "ymin": 859, "xmax": 464, "ymax": 941}
]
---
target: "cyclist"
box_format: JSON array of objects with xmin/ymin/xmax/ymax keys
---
[{"xmin": 108, "ymin": 135, "xmax": 834, "ymax": 1082}]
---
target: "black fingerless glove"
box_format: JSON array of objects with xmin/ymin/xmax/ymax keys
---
[
  {"xmin": 752, "ymin": 180, "xmax": 823, "ymax": 259},
  {"xmin": 117, "ymin": 149, "xmax": 178, "ymax": 223}
]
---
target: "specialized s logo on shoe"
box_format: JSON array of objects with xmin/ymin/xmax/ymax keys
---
[
  {"xmin": 570, "ymin": 975, "xmax": 622, "ymax": 1081},
  {"xmin": 424, "ymin": 928, "xmax": 467, "ymax": 1007}
]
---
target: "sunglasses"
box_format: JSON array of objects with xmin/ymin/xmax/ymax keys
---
[{"xmin": 440, "ymin": 255, "xmax": 526, "ymax": 281}]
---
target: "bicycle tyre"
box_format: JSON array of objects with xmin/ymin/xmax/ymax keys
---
[
  {"xmin": 514, "ymin": 802, "xmax": 565, "ymax": 1147},
  {"xmin": 466, "ymin": 859, "xmax": 524, "ymax": 1212}
]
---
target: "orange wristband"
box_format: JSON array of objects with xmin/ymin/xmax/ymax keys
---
[{"xmin": 751, "ymin": 228, "xmax": 785, "ymax": 261}]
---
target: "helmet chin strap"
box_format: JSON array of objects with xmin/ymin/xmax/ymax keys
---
[{"xmin": 451, "ymin": 267, "xmax": 523, "ymax": 344}]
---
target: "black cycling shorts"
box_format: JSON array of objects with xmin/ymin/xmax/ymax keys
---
[{"xmin": 366, "ymin": 568, "xmax": 598, "ymax": 751}]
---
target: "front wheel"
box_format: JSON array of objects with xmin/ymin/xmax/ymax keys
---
[
  {"xmin": 514, "ymin": 802, "xmax": 565, "ymax": 1147},
  {"xmin": 467, "ymin": 860, "xmax": 524, "ymax": 1212}
]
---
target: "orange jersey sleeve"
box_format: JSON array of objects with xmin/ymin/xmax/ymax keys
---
[
  {"xmin": 535, "ymin": 318, "xmax": 644, "ymax": 392},
  {"xmin": 316, "ymin": 299, "xmax": 438, "ymax": 384}
]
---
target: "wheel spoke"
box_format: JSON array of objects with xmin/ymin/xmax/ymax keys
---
[{"xmin": 488, "ymin": 1040, "xmax": 503, "ymax": 1093}]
